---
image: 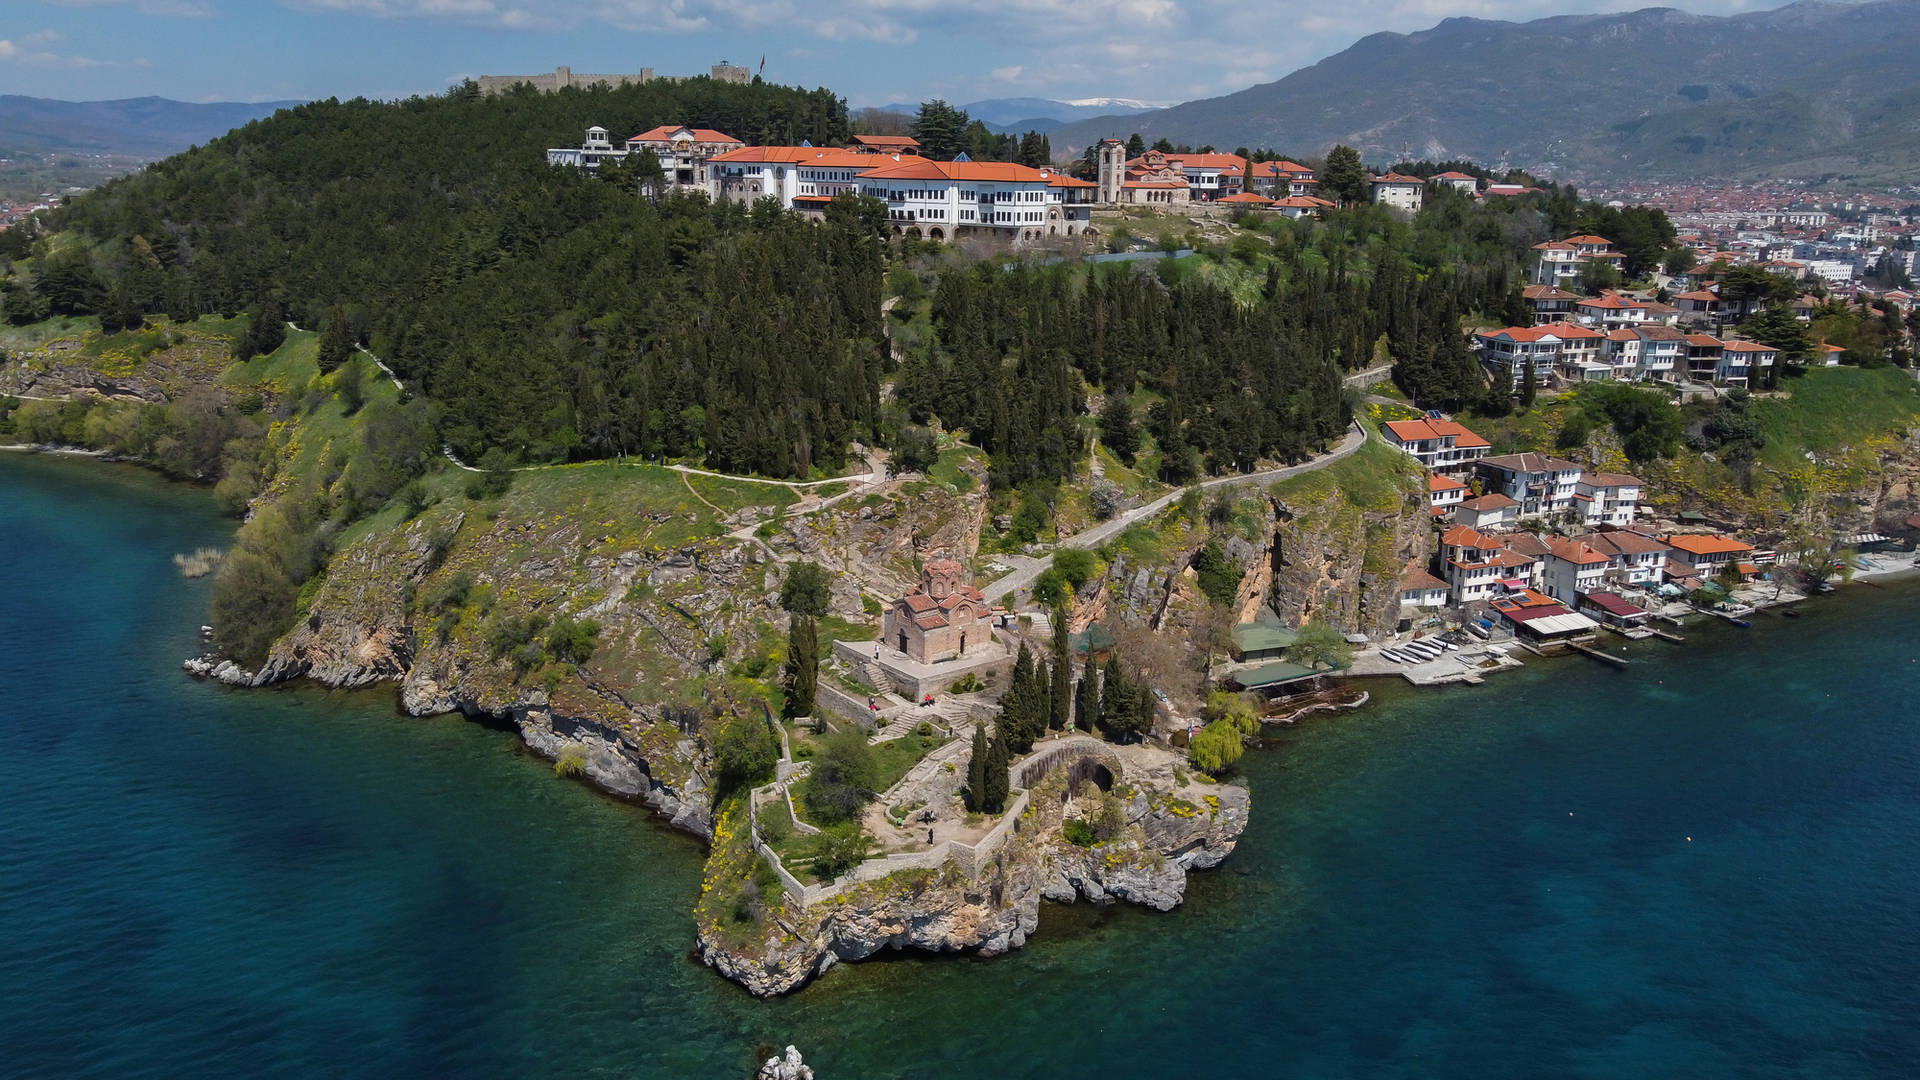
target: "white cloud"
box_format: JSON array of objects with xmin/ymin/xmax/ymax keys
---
[
  {"xmin": 0, "ymin": 28, "xmax": 146, "ymax": 68},
  {"xmin": 45, "ymin": 0, "xmax": 217, "ymax": 16},
  {"xmin": 276, "ymin": 0, "xmax": 1772, "ymax": 104}
]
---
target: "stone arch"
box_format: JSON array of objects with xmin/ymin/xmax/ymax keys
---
[
  {"xmin": 1015, "ymin": 736, "xmax": 1125, "ymax": 792},
  {"xmin": 928, "ymin": 226, "xmax": 945, "ymax": 241},
  {"xmin": 905, "ymin": 226, "xmax": 922, "ymax": 239}
]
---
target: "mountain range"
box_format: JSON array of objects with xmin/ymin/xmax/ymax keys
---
[
  {"xmin": 0, "ymin": 96, "xmax": 302, "ymax": 160},
  {"xmin": 862, "ymin": 97, "xmax": 1159, "ymax": 134},
  {"xmin": 1046, "ymin": 0, "xmax": 1920, "ymax": 184}
]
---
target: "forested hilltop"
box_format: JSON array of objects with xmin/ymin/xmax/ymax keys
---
[{"xmin": 17, "ymin": 78, "xmax": 876, "ymax": 476}]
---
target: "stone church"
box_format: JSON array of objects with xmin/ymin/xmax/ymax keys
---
[{"xmin": 883, "ymin": 558, "xmax": 995, "ymax": 664}]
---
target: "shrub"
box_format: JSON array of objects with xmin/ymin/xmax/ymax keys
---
[
  {"xmin": 1188, "ymin": 720, "xmax": 1245, "ymax": 775},
  {"xmin": 1191, "ymin": 541, "xmax": 1242, "ymax": 608},
  {"xmin": 544, "ymin": 614, "xmax": 601, "ymax": 665},
  {"xmin": 1062, "ymin": 818, "xmax": 1097, "ymax": 847},
  {"xmin": 810, "ymin": 826, "xmax": 872, "ymax": 882},
  {"xmin": 208, "ymin": 547, "xmax": 297, "ymax": 666},
  {"xmin": 713, "ymin": 712, "xmax": 780, "ymax": 795},
  {"xmin": 778, "ymin": 561, "xmax": 832, "ymax": 617},
  {"xmin": 802, "ymin": 727, "xmax": 878, "ymax": 824},
  {"xmin": 554, "ymin": 743, "xmax": 590, "ymax": 777}
]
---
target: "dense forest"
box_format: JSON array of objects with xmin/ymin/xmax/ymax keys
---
[
  {"xmin": 3, "ymin": 78, "xmax": 1710, "ymax": 484},
  {"xmin": 12, "ymin": 77, "xmax": 882, "ymax": 476}
]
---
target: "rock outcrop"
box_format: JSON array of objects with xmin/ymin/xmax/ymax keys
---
[{"xmin": 698, "ymin": 751, "xmax": 1248, "ymax": 997}]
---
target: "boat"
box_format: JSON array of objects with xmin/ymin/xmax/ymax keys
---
[
  {"xmin": 1728, "ymin": 617, "xmax": 1751, "ymax": 628},
  {"xmin": 1781, "ymin": 609, "xmax": 1802, "ymax": 619}
]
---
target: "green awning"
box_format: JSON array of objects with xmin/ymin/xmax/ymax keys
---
[
  {"xmin": 1231, "ymin": 661, "xmax": 1320, "ymax": 688},
  {"xmin": 1232, "ymin": 624, "xmax": 1300, "ymax": 654}
]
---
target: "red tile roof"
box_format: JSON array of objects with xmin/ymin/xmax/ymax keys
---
[
  {"xmin": 1664, "ymin": 533, "xmax": 1754, "ymax": 555},
  {"xmin": 1547, "ymin": 537, "xmax": 1611, "ymax": 566},
  {"xmin": 1217, "ymin": 192, "xmax": 1274, "ymax": 204},
  {"xmin": 628, "ymin": 125, "xmax": 742, "ymax": 144},
  {"xmin": 1429, "ymin": 474, "xmax": 1469, "ymax": 492},
  {"xmin": 852, "ymin": 134, "xmax": 921, "ymax": 148},
  {"xmin": 1383, "ymin": 418, "xmax": 1490, "ymax": 449},
  {"xmin": 712, "ymin": 146, "xmax": 916, "ymax": 168}
]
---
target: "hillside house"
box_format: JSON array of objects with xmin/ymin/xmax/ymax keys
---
[
  {"xmin": 1716, "ymin": 339, "xmax": 1777, "ymax": 385},
  {"xmin": 1155, "ymin": 152, "xmax": 1247, "ymax": 201},
  {"xmin": 1477, "ymin": 453, "xmax": 1583, "ymax": 519},
  {"xmin": 1584, "ymin": 528, "xmax": 1668, "ymax": 585},
  {"xmin": 1662, "ymin": 533, "xmax": 1757, "ymax": 582},
  {"xmin": 849, "ymin": 134, "xmax": 921, "ymax": 153},
  {"xmin": 1541, "ymin": 537, "xmax": 1611, "ymax": 602},
  {"xmin": 546, "ymin": 126, "xmax": 631, "ymax": 169},
  {"xmin": 1382, "ymin": 418, "xmax": 1490, "ymax": 473},
  {"xmin": 1521, "ymin": 284, "xmax": 1579, "ymax": 325},
  {"xmin": 1400, "ymin": 564, "xmax": 1451, "ymax": 611},
  {"xmin": 1429, "ymin": 473, "xmax": 1468, "ymax": 515},
  {"xmin": 1455, "ymin": 493, "xmax": 1519, "ymax": 531},
  {"xmin": 1575, "ymin": 472, "xmax": 1642, "ymax": 526},
  {"xmin": 856, "ymin": 158, "xmax": 1095, "ymax": 242},
  {"xmin": 1440, "ymin": 525, "xmax": 1538, "ymax": 604},
  {"xmin": 1431, "ymin": 171, "xmax": 1479, "ymax": 193},
  {"xmin": 1248, "ymin": 161, "xmax": 1317, "ymax": 198},
  {"xmin": 1369, "ymin": 173, "xmax": 1424, "ymax": 213},
  {"xmin": 1577, "ymin": 294, "xmax": 1650, "ymax": 329}
]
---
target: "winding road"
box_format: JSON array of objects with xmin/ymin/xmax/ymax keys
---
[{"xmin": 981, "ymin": 419, "xmax": 1372, "ymax": 602}]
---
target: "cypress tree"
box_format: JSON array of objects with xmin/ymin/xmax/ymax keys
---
[
  {"xmin": 1520, "ymin": 358, "xmax": 1538, "ymax": 408},
  {"xmin": 1098, "ymin": 655, "xmax": 1127, "ymax": 741},
  {"xmin": 983, "ymin": 726, "xmax": 1010, "ymax": 813},
  {"xmin": 317, "ymin": 307, "xmax": 352, "ymax": 373},
  {"xmin": 1075, "ymin": 651, "xmax": 1101, "ymax": 733},
  {"xmin": 782, "ymin": 614, "xmax": 818, "ymax": 722},
  {"xmin": 967, "ymin": 723, "xmax": 990, "ymax": 812},
  {"xmin": 1050, "ymin": 611, "xmax": 1072, "ymax": 730}
]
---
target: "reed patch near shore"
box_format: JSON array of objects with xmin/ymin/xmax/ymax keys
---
[{"xmin": 173, "ymin": 547, "xmax": 225, "ymax": 578}]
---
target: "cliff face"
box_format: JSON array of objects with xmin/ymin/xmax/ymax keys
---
[
  {"xmin": 1266, "ymin": 479, "xmax": 1430, "ymax": 640},
  {"xmin": 698, "ymin": 754, "xmax": 1249, "ymax": 997}
]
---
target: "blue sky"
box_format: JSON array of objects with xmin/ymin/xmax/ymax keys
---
[{"xmin": 2, "ymin": 0, "xmax": 1772, "ymax": 108}]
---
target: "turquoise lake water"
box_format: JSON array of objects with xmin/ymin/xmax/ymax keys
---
[{"xmin": 3, "ymin": 451, "xmax": 1918, "ymax": 1078}]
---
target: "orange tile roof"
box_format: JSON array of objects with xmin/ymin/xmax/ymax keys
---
[
  {"xmin": 1048, "ymin": 174, "xmax": 1097, "ymax": 188},
  {"xmin": 1218, "ymin": 192, "xmax": 1274, "ymax": 204},
  {"xmin": 1383, "ymin": 418, "xmax": 1490, "ymax": 449},
  {"xmin": 852, "ymin": 134, "xmax": 920, "ymax": 147},
  {"xmin": 1664, "ymin": 533, "xmax": 1754, "ymax": 555},
  {"xmin": 1522, "ymin": 284, "xmax": 1579, "ymax": 300},
  {"xmin": 1250, "ymin": 160, "xmax": 1313, "ymax": 176},
  {"xmin": 1534, "ymin": 321, "xmax": 1606, "ymax": 340},
  {"xmin": 1163, "ymin": 152, "xmax": 1247, "ymax": 173},
  {"xmin": 711, "ymin": 146, "xmax": 918, "ymax": 168},
  {"xmin": 1124, "ymin": 180, "xmax": 1188, "ymax": 189},
  {"xmin": 628, "ymin": 125, "xmax": 741, "ymax": 144},
  {"xmin": 1271, "ymin": 195, "xmax": 1333, "ymax": 208},
  {"xmin": 1720, "ymin": 340, "xmax": 1776, "ymax": 353},
  {"xmin": 1441, "ymin": 524, "xmax": 1499, "ymax": 549},
  {"xmin": 1563, "ymin": 234, "xmax": 1612, "ymax": 245},
  {"xmin": 1547, "ymin": 537, "xmax": 1611, "ymax": 565},
  {"xmin": 1429, "ymin": 474, "xmax": 1469, "ymax": 492},
  {"xmin": 1459, "ymin": 493, "xmax": 1516, "ymax": 511},
  {"xmin": 856, "ymin": 159, "xmax": 1057, "ymax": 183},
  {"xmin": 1684, "ymin": 332, "xmax": 1724, "ymax": 347},
  {"xmin": 1431, "ymin": 170, "xmax": 1477, "ymax": 180},
  {"xmin": 1372, "ymin": 172, "xmax": 1423, "ymax": 184}
]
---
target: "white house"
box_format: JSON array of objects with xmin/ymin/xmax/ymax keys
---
[
  {"xmin": 1662, "ymin": 533, "xmax": 1756, "ymax": 582},
  {"xmin": 1440, "ymin": 525, "xmax": 1538, "ymax": 604},
  {"xmin": 1369, "ymin": 173, "xmax": 1424, "ymax": 213},
  {"xmin": 1248, "ymin": 160, "xmax": 1317, "ymax": 198},
  {"xmin": 1477, "ymin": 453, "xmax": 1584, "ymax": 519},
  {"xmin": 1429, "ymin": 473, "xmax": 1468, "ymax": 516},
  {"xmin": 1576, "ymin": 294, "xmax": 1650, "ymax": 329},
  {"xmin": 1383, "ymin": 418, "xmax": 1491, "ymax": 473},
  {"xmin": 1575, "ymin": 471, "xmax": 1642, "ymax": 526},
  {"xmin": 1431, "ymin": 171, "xmax": 1479, "ymax": 193},
  {"xmin": 625, "ymin": 125, "xmax": 743, "ymax": 190},
  {"xmin": 1158, "ymin": 152, "xmax": 1247, "ymax": 201},
  {"xmin": 1716, "ymin": 339, "xmax": 1778, "ymax": 385},
  {"xmin": 1532, "ymin": 234, "xmax": 1622, "ymax": 285},
  {"xmin": 1541, "ymin": 537, "xmax": 1612, "ymax": 603},
  {"xmin": 710, "ymin": 145, "xmax": 914, "ymax": 210},
  {"xmin": 1455, "ymin": 493, "xmax": 1518, "ymax": 531},
  {"xmin": 1400, "ymin": 563, "xmax": 1451, "ymax": 611},
  {"xmin": 1584, "ymin": 529, "xmax": 1668, "ymax": 585},
  {"xmin": 546, "ymin": 126, "xmax": 631, "ymax": 169}
]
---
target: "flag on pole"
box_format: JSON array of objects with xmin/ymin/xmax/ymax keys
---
[{"xmin": 758, "ymin": 55, "xmax": 766, "ymax": 76}]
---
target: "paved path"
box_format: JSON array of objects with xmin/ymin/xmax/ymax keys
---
[
  {"xmin": 1343, "ymin": 362, "xmax": 1394, "ymax": 389},
  {"xmin": 982, "ymin": 421, "xmax": 1370, "ymax": 602}
]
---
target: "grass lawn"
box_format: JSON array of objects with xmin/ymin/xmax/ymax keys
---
[
  {"xmin": 870, "ymin": 727, "xmax": 946, "ymax": 793},
  {"xmin": 1271, "ymin": 434, "xmax": 1420, "ymax": 513},
  {"xmin": 0, "ymin": 315, "xmax": 97, "ymax": 351},
  {"xmin": 1752, "ymin": 366, "xmax": 1920, "ymax": 470},
  {"xmin": 928, "ymin": 445, "xmax": 983, "ymax": 492}
]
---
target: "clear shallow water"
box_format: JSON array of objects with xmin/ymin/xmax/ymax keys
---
[{"xmin": 3, "ymin": 452, "xmax": 1918, "ymax": 1079}]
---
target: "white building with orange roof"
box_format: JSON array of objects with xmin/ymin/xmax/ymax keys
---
[
  {"xmin": 1583, "ymin": 529, "xmax": 1668, "ymax": 584},
  {"xmin": 1455, "ymin": 493, "xmax": 1518, "ymax": 532},
  {"xmin": 1439, "ymin": 524, "xmax": 1539, "ymax": 603},
  {"xmin": 1381, "ymin": 417, "xmax": 1490, "ymax": 473},
  {"xmin": 1428, "ymin": 473, "xmax": 1468, "ymax": 515},
  {"xmin": 709, "ymin": 145, "xmax": 919, "ymax": 210},
  {"xmin": 1431, "ymin": 171, "xmax": 1479, "ymax": 193},
  {"xmin": 1153, "ymin": 152, "xmax": 1247, "ymax": 201},
  {"xmin": 1576, "ymin": 293, "xmax": 1651, "ymax": 329},
  {"xmin": 625, "ymin": 125, "xmax": 744, "ymax": 189},
  {"xmin": 1248, "ymin": 160, "xmax": 1316, "ymax": 198},
  {"xmin": 1369, "ymin": 173, "xmax": 1424, "ymax": 213},
  {"xmin": 1716, "ymin": 339, "xmax": 1777, "ymax": 385},
  {"xmin": 1575, "ymin": 471, "xmax": 1642, "ymax": 526},
  {"xmin": 1532, "ymin": 234, "xmax": 1624, "ymax": 285},
  {"xmin": 857, "ymin": 158, "xmax": 1094, "ymax": 242},
  {"xmin": 1541, "ymin": 536, "xmax": 1612, "ymax": 602},
  {"xmin": 1271, "ymin": 195, "xmax": 1336, "ymax": 220},
  {"xmin": 1661, "ymin": 533, "xmax": 1757, "ymax": 582},
  {"xmin": 1476, "ymin": 452, "xmax": 1584, "ymax": 519},
  {"xmin": 849, "ymin": 134, "xmax": 921, "ymax": 153}
]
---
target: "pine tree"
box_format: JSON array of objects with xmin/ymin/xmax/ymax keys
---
[
  {"xmin": 967, "ymin": 723, "xmax": 990, "ymax": 811},
  {"xmin": 1099, "ymin": 389, "xmax": 1139, "ymax": 465},
  {"xmin": 317, "ymin": 307, "xmax": 352, "ymax": 373},
  {"xmin": 1322, "ymin": 145, "xmax": 1367, "ymax": 206},
  {"xmin": 1049, "ymin": 610, "xmax": 1072, "ymax": 731},
  {"xmin": 1125, "ymin": 133, "xmax": 1146, "ymax": 159},
  {"xmin": 782, "ymin": 615, "xmax": 818, "ymax": 722},
  {"xmin": 1075, "ymin": 652, "xmax": 1101, "ymax": 732}
]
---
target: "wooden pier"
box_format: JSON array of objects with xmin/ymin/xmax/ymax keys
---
[{"xmin": 1567, "ymin": 640, "xmax": 1629, "ymax": 667}]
